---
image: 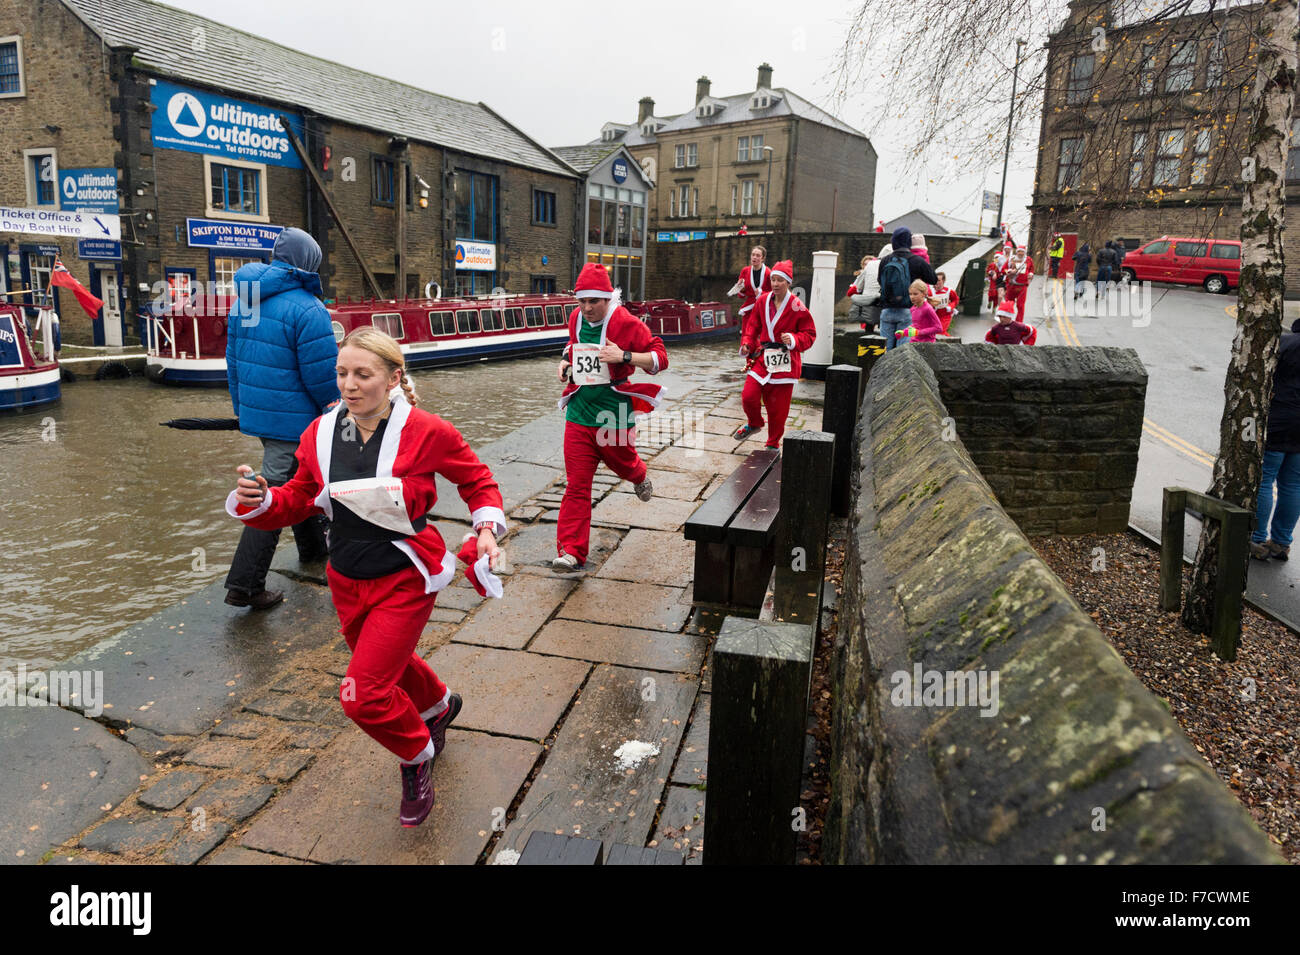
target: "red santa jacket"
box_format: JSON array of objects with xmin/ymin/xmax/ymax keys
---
[
  {"xmin": 558, "ymin": 303, "xmax": 668, "ymax": 415},
  {"xmin": 736, "ymin": 263, "xmax": 772, "ymax": 319},
  {"xmin": 1005, "ymin": 255, "xmax": 1034, "ymax": 292},
  {"xmin": 743, "ymin": 290, "xmax": 817, "ymax": 385},
  {"xmin": 226, "ymin": 400, "xmax": 506, "ymax": 594}
]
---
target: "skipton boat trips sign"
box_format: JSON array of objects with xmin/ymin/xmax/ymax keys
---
[
  {"xmin": 150, "ymin": 79, "xmax": 304, "ymax": 168},
  {"xmin": 0, "ymin": 206, "xmax": 121, "ymax": 241},
  {"xmin": 187, "ymin": 218, "xmax": 283, "ymax": 251}
]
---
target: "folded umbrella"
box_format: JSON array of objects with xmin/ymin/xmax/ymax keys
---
[{"xmin": 160, "ymin": 417, "xmax": 240, "ymax": 430}]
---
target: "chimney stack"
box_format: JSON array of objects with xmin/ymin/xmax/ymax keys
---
[
  {"xmin": 695, "ymin": 76, "xmax": 711, "ymax": 103},
  {"xmin": 638, "ymin": 97, "xmax": 655, "ymax": 124},
  {"xmin": 757, "ymin": 63, "xmax": 773, "ymax": 89}
]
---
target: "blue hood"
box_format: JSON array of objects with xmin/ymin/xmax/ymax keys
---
[{"xmin": 236, "ymin": 260, "xmax": 323, "ymax": 301}]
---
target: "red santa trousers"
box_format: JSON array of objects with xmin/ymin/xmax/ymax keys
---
[
  {"xmin": 742, "ymin": 376, "xmax": 795, "ymax": 449},
  {"xmin": 328, "ymin": 563, "xmax": 448, "ymax": 763},
  {"xmin": 1008, "ymin": 285, "xmax": 1028, "ymax": 321},
  {"xmin": 558, "ymin": 420, "xmax": 648, "ymax": 563}
]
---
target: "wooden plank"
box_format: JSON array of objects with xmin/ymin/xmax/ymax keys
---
[
  {"xmin": 823, "ymin": 365, "xmax": 862, "ymax": 518},
  {"xmin": 1159, "ymin": 487, "xmax": 1185, "ymax": 612},
  {"xmin": 704, "ymin": 617, "xmax": 813, "ymax": 865},
  {"xmin": 731, "ymin": 541, "xmax": 776, "ymax": 611},
  {"xmin": 693, "ymin": 541, "xmax": 733, "ymax": 604},
  {"xmin": 727, "ymin": 457, "xmax": 783, "ymax": 548},
  {"xmin": 774, "ymin": 431, "xmax": 836, "ymax": 626},
  {"xmin": 517, "ymin": 830, "xmax": 605, "ymax": 865},
  {"xmin": 1213, "ymin": 508, "xmax": 1250, "ymax": 662},
  {"xmin": 605, "ymin": 843, "xmax": 686, "ymax": 865},
  {"xmin": 683, "ymin": 448, "xmax": 779, "ymax": 543}
]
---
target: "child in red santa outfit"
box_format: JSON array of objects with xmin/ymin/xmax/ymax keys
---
[
  {"xmin": 732, "ymin": 259, "xmax": 817, "ymax": 448},
  {"xmin": 985, "ymin": 258, "xmax": 1002, "ymax": 313},
  {"xmin": 226, "ymin": 327, "xmax": 505, "ymax": 828},
  {"xmin": 929, "ymin": 271, "xmax": 959, "ymax": 334},
  {"xmin": 553, "ymin": 262, "xmax": 668, "ymax": 572}
]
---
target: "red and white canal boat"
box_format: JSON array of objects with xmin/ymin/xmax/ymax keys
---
[
  {"xmin": 0, "ymin": 304, "xmax": 61, "ymax": 412},
  {"xmin": 143, "ymin": 291, "xmax": 735, "ymax": 387}
]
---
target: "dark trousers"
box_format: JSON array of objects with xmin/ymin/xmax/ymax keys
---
[
  {"xmin": 1049, "ymin": 257, "xmax": 1061, "ymax": 278},
  {"xmin": 225, "ymin": 437, "xmax": 328, "ymax": 596}
]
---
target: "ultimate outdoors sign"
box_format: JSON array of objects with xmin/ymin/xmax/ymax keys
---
[{"xmin": 150, "ymin": 79, "xmax": 304, "ymax": 168}]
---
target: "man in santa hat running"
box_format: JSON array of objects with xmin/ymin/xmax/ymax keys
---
[
  {"xmin": 731, "ymin": 259, "xmax": 816, "ymax": 448},
  {"xmin": 553, "ymin": 262, "xmax": 669, "ymax": 572}
]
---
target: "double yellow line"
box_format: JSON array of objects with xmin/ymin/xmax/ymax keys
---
[{"xmin": 1046, "ymin": 281, "xmax": 1216, "ymax": 468}]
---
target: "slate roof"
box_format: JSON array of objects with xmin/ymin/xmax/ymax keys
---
[
  {"xmin": 597, "ymin": 87, "xmax": 867, "ymax": 144},
  {"xmin": 62, "ymin": 0, "xmax": 578, "ymax": 178},
  {"xmin": 883, "ymin": 209, "xmax": 982, "ymax": 237},
  {"xmin": 551, "ymin": 144, "xmax": 621, "ymax": 174}
]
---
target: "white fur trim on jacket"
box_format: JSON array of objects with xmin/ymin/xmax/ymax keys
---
[
  {"xmin": 226, "ymin": 487, "xmax": 274, "ymax": 520},
  {"xmin": 470, "ymin": 506, "xmax": 508, "ymax": 538},
  {"xmin": 393, "ymin": 541, "xmax": 458, "ymax": 595}
]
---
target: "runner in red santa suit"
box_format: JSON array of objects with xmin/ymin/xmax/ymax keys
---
[
  {"xmin": 1004, "ymin": 247, "xmax": 1034, "ymax": 321},
  {"xmin": 730, "ymin": 245, "xmax": 772, "ymax": 348},
  {"xmin": 553, "ymin": 262, "xmax": 668, "ymax": 572},
  {"xmin": 732, "ymin": 259, "xmax": 817, "ymax": 448},
  {"xmin": 226, "ymin": 327, "xmax": 505, "ymax": 829}
]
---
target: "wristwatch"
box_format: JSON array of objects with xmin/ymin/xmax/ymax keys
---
[{"xmin": 623, "ymin": 349, "xmax": 632, "ymax": 364}]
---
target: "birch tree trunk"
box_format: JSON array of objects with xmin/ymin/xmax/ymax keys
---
[{"xmin": 1182, "ymin": 0, "xmax": 1300, "ymax": 656}]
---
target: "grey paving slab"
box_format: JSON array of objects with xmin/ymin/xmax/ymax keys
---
[
  {"xmin": 596, "ymin": 529, "xmax": 695, "ymax": 588},
  {"xmin": 506, "ymin": 522, "xmax": 623, "ymax": 575},
  {"xmin": 432, "ymin": 460, "xmax": 561, "ymax": 520},
  {"xmin": 496, "ymin": 665, "xmax": 696, "ymax": 854},
  {"xmin": 675, "ymin": 430, "xmax": 745, "ymax": 454},
  {"xmin": 187, "ymin": 778, "xmax": 277, "ymax": 824},
  {"xmin": 0, "ymin": 706, "xmax": 149, "ymax": 863},
  {"xmin": 139, "ymin": 771, "xmax": 206, "ymax": 811},
  {"xmin": 672, "ymin": 692, "xmax": 710, "ymax": 786},
  {"xmin": 206, "ymin": 845, "xmax": 313, "ymax": 864},
  {"xmin": 530, "ymin": 621, "xmax": 707, "ymax": 674},
  {"xmin": 651, "ymin": 447, "xmax": 751, "ymax": 476},
  {"xmin": 591, "ymin": 493, "xmax": 699, "ymax": 532},
  {"xmin": 268, "ymin": 542, "xmax": 328, "ymax": 585},
  {"xmin": 160, "ymin": 822, "xmax": 230, "ymax": 865},
  {"xmin": 653, "ymin": 785, "xmax": 706, "ymax": 864},
  {"xmin": 80, "ymin": 815, "xmax": 183, "ymax": 856},
  {"xmin": 453, "ymin": 574, "xmax": 575, "ymax": 650},
  {"xmin": 558, "ymin": 579, "xmax": 691, "ymax": 632},
  {"xmin": 124, "ymin": 727, "xmax": 188, "ymax": 762},
  {"xmin": 261, "ymin": 751, "xmax": 315, "ymax": 783},
  {"xmin": 435, "ymin": 586, "xmax": 485, "ymax": 613},
  {"xmin": 613, "ymin": 468, "xmax": 712, "ymax": 501},
  {"xmin": 241, "ymin": 728, "xmax": 539, "ymax": 864},
  {"xmin": 243, "ymin": 694, "xmax": 341, "ymax": 725},
  {"xmin": 424, "ymin": 643, "xmax": 589, "ymax": 740},
  {"xmin": 59, "ymin": 573, "xmax": 341, "ymax": 736}
]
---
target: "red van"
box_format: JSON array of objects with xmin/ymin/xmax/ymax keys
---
[{"xmin": 1119, "ymin": 236, "xmax": 1241, "ymax": 293}]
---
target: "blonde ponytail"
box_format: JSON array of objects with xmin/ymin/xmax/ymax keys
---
[{"xmin": 399, "ymin": 369, "xmax": 419, "ymax": 408}]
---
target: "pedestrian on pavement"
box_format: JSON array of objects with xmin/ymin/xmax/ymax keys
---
[
  {"xmin": 1048, "ymin": 234, "xmax": 1065, "ymax": 278},
  {"xmin": 1072, "ymin": 243, "xmax": 1092, "ymax": 299},
  {"xmin": 878, "ymin": 227, "xmax": 938, "ymax": 351},
  {"xmin": 985, "ymin": 258, "xmax": 1001, "ymax": 313},
  {"xmin": 734, "ymin": 259, "xmax": 817, "ymax": 447},
  {"xmin": 1097, "ymin": 241, "xmax": 1118, "ymax": 296},
  {"xmin": 554, "ymin": 262, "xmax": 667, "ymax": 572},
  {"xmin": 898, "ymin": 279, "xmax": 943, "ymax": 344},
  {"xmin": 224, "ymin": 227, "xmax": 336, "ymax": 611},
  {"xmin": 226, "ymin": 327, "xmax": 505, "ymax": 827},
  {"xmin": 847, "ymin": 250, "xmax": 885, "ymax": 331},
  {"xmin": 730, "ymin": 245, "xmax": 771, "ymax": 345},
  {"xmin": 1252, "ymin": 320, "xmax": 1300, "ymax": 561}
]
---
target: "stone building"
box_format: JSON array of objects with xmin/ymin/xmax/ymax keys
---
[
  {"xmin": 1027, "ymin": 1, "xmax": 1291, "ymax": 281},
  {"xmin": 593, "ymin": 64, "xmax": 877, "ymax": 237},
  {"xmin": 0, "ymin": 0, "xmax": 581, "ymax": 346}
]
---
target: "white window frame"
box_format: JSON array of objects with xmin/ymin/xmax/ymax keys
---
[
  {"xmin": 751, "ymin": 134, "xmax": 764, "ymax": 156},
  {"xmin": 1129, "ymin": 131, "xmax": 1147, "ymax": 188},
  {"xmin": 1190, "ymin": 127, "xmax": 1212, "ymax": 185},
  {"xmin": 675, "ymin": 144, "xmax": 686, "ymax": 169},
  {"xmin": 731, "ymin": 184, "xmax": 738, "ymax": 215},
  {"xmin": 371, "ymin": 312, "xmax": 405, "ymax": 340},
  {"xmin": 742, "ymin": 180, "xmax": 754, "ymax": 216},
  {"xmin": 212, "ymin": 255, "xmax": 261, "ymax": 297},
  {"xmin": 687, "ymin": 143, "xmax": 698, "ymax": 167},
  {"xmin": 692, "ymin": 188, "xmax": 698, "ymax": 217},
  {"xmin": 1057, "ymin": 137, "xmax": 1084, "ymax": 191},
  {"xmin": 756, "ymin": 182, "xmax": 766, "ymax": 215},
  {"xmin": 677, "ymin": 185, "xmax": 690, "ymax": 218},
  {"xmin": 1152, "ymin": 128, "xmax": 1185, "ymax": 187},
  {"xmin": 22, "ymin": 147, "xmax": 57, "ymax": 208},
  {"xmin": 669, "ymin": 189, "xmax": 678, "ymax": 218},
  {"xmin": 1207, "ymin": 33, "xmax": 1226, "ymax": 87},
  {"xmin": 1166, "ymin": 41, "xmax": 1196, "ymax": 94},
  {"xmin": 738, "ymin": 137, "xmax": 750, "ymax": 163},
  {"xmin": 204, "ymin": 155, "xmax": 270, "ymax": 223},
  {"xmin": 1139, "ymin": 45, "xmax": 1155, "ymax": 95},
  {"xmin": 0, "ymin": 35, "xmax": 25, "ymax": 98}
]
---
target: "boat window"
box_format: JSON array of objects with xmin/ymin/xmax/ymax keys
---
[
  {"xmin": 504, "ymin": 307, "xmax": 525, "ymax": 330},
  {"xmin": 429, "ymin": 311, "xmax": 456, "ymax": 337},
  {"xmin": 716, "ymin": 309, "xmax": 727, "ymax": 325},
  {"xmin": 331, "ymin": 320, "xmax": 345, "ymax": 344},
  {"xmin": 371, "ymin": 312, "xmax": 404, "ymax": 340},
  {"xmin": 455, "ymin": 309, "xmax": 479, "ymax": 334},
  {"xmin": 525, "ymin": 306, "xmax": 544, "ymax": 328},
  {"xmin": 480, "ymin": 309, "xmax": 504, "ymax": 332},
  {"xmin": 545, "ymin": 305, "xmax": 567, "ymax": 326}
]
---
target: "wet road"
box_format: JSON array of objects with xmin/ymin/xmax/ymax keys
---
[{"xmin": 0, "ymin": 338, "xmax": 740, "ymax": 668}]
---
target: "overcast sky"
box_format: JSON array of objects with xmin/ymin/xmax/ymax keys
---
[{"xmin": 161, "ymin": 0, "xmax": 1038, "ymax": 236}]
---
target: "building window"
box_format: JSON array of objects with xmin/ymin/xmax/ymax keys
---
[
  {"xmin": 1166, "ymin": 42, "xmax": 1196, "ymax": 93},
  {"xmin": 27, "ymin": 150, "xmax": 56, "ymax": 206},
  {"xmin": 1190, "ymin": 127, "xmax": 1212, "ymax": 185},
  {"xmin": 1153, "ymin": 128, "xmax": 1185, "ymax": 186},
  {"xmin": 1207, "ymin": 33, "xmax": 1226, "ymax": 87},
  {"xmin": 29, "ymin": 253, "xmax": 54, "ymax": 308},
  {"xmin": 1056, "ymin": 137, "xmax": 1084, "ymax": 191},
  {"xmin": 738, "ymin": 137, "xmax": 750, "ymax": 163},
  {"xmin": 0, "ymin": 37, "xmax": 23, "ymax": 97},
  {"xmin": 742, "ymin": 180, "xmax": 754, "ymax": 215},
  {"xmin": 372, "ymin": 156, "xmax": 395, "ymax": 205},
  {"xmin": 1139, "ymin": 44, "xmax": 1155, "ymax": 95},
  {"xmin": 204, "ymin": 157, "xmax": 267, "ymax": 221},
  {"xmin": 212, "ymin": 256, "xmax": 262, "ymax": 296},
  {"xmin": 455, "ymin": 170, "xmax": 498, "ymax": 242},
  {"xmin": 677, "ymin": 185, "xmax": 690, "ymax": 218},
  {"xmin": 669, "ymin": 189, "xmax": 677, "ymax": 218},
  {"xmin": 1129, "ymin": 131, "xmax": 1147, "ymax": 188},
  {"xmin": 730, "ymin": 184, "xmax": 738, "ymax": 215},
  {"xmin": 757, "ymin": 182, "xmax": 766, "ymax": 214},
  {"xmin": 738, "ymin": 135, "xmax": 764, "ymax": 162},
  {"xmin": 533, "ymin": 189, "xmax": 556, "ymax": 226},
  {"xmin": 675, "ymin": 144, "xmax": 686, "ymax": 169},
  {"xmin": 1067, "ymin": 54, "xmax": 1094, "ymax": 106},
  {"xmin": 688, "ymin": 143, "xmax": 698, "ymax": 167},
  {"xmin": 692, "ymin": 188, "xmax": 698, "ymax": 217}
]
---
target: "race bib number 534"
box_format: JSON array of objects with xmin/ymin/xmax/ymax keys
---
[{"xmin": 571, "ymin": 343, "xmax": 610, "ymax": 386}]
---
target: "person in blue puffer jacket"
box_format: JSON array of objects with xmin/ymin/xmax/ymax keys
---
[{"xmin": 224, "ymin": 227, "xmax": 339, "ymax": 610}]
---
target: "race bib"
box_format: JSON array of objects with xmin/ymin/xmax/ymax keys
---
[
  {"xmin": 328, "ymin": 477, "xmax": 415, "ymax": 536},
  {"xmin": 765, "ymin": 346, "xmax": 792, "ymax": 374},
  {"xmin": 571, "ymin": 343, "xmax": 610, "ymax": 387}
]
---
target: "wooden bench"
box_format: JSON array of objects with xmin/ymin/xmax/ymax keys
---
[
  {"xmin": 684, "ymin": 447, "xmax": 782, "ymax": 610},
  {"xmin": 515, "ymin": 831, "xmax": 684, "ymax": 865}
]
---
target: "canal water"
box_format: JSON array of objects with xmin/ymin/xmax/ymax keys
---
[{"xmin": 0, "ymin": 340, "xmax": 740, "ymax": 668}]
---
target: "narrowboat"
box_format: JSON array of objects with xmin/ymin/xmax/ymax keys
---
[
  {"xmin": 143, "ymin": 291, "xmax": 737, "ymax": 387},
  {"xmin": 0, "ymin": 304, "xmax": 61, "ymax": 412}
]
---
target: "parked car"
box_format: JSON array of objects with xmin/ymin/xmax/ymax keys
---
[{"xmin": 1119, "ymin": 236, "xmax": 1241, "ymax": 293}]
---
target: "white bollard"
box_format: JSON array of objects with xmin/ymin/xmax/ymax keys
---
[{"xmin": 803, "ymin": 250, "xmax": 837, "ymax": 380}]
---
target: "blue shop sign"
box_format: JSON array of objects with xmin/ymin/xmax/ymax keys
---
[
  {"xmin": 656, "ymin": 231, "xmax": 709, "ymax": 243},
  {"xmin": 59, "ymin": 168, "xmax": 118, "ymax": 213},
  {"xmin": 151, "ymin": 79, "xmax": 304, "ymax": 168},
  {"xmin": 78, "ymin": 238, "xmax": 122, "ymax": 260},
  {"xmin": 611, "ymin": 158, "xmax": 629, "ymax": 183},
  {"xmin": 187, "ymin": 218, "xmax": 283, "ymax": 251}
]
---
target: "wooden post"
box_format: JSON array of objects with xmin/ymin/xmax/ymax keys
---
[
  {"xmin": 856, "ymin": 333, "xmax": 886, "ymax": 408},
  {"xmin": 774, "ymin": 431, "xmax": 835, "ymax": 626},
  {"xmin": 823, "ymin": 365, "xmax": 861, "ymax": 518},
  {"xmin": 1159, "ymin": 487, "xmax": 1185, "ymax": 612},
  {"xmin": 704, "ymin": 616, "xmax": 813, "ymax": 865}
]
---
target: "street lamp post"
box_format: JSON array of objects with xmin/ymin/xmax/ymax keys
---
[
  {"xmin": 763, "ymin": 145, "xmax": 774, "ymax": 233},
  {"xmin": 994, "ymin": 38, "xmax": 1027, "ymax": 239}
]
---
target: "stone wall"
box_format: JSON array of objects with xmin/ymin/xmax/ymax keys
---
[
  {"xmin": 823, "ymin": 345, "xmax": 1282, "ymax": 864},
  {"xmin": 645, "ymin": 232, "xmax": 974, "ymax": 302},
  {"xmin": 915, "ymin": 345, "xmax": 1146, "ymax": 535}
]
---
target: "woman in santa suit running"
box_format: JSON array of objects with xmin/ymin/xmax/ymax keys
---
[
  {"xmin": 226, "ymin": 327, "xmax": 506, "ymax": 828},
  {"xmin": 731, "ymin": 259, "xmax": 816, "ymax": 448},
  {"xmin": 730, "ymin": 245, "xmax": 772, "ymax": 337}
]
